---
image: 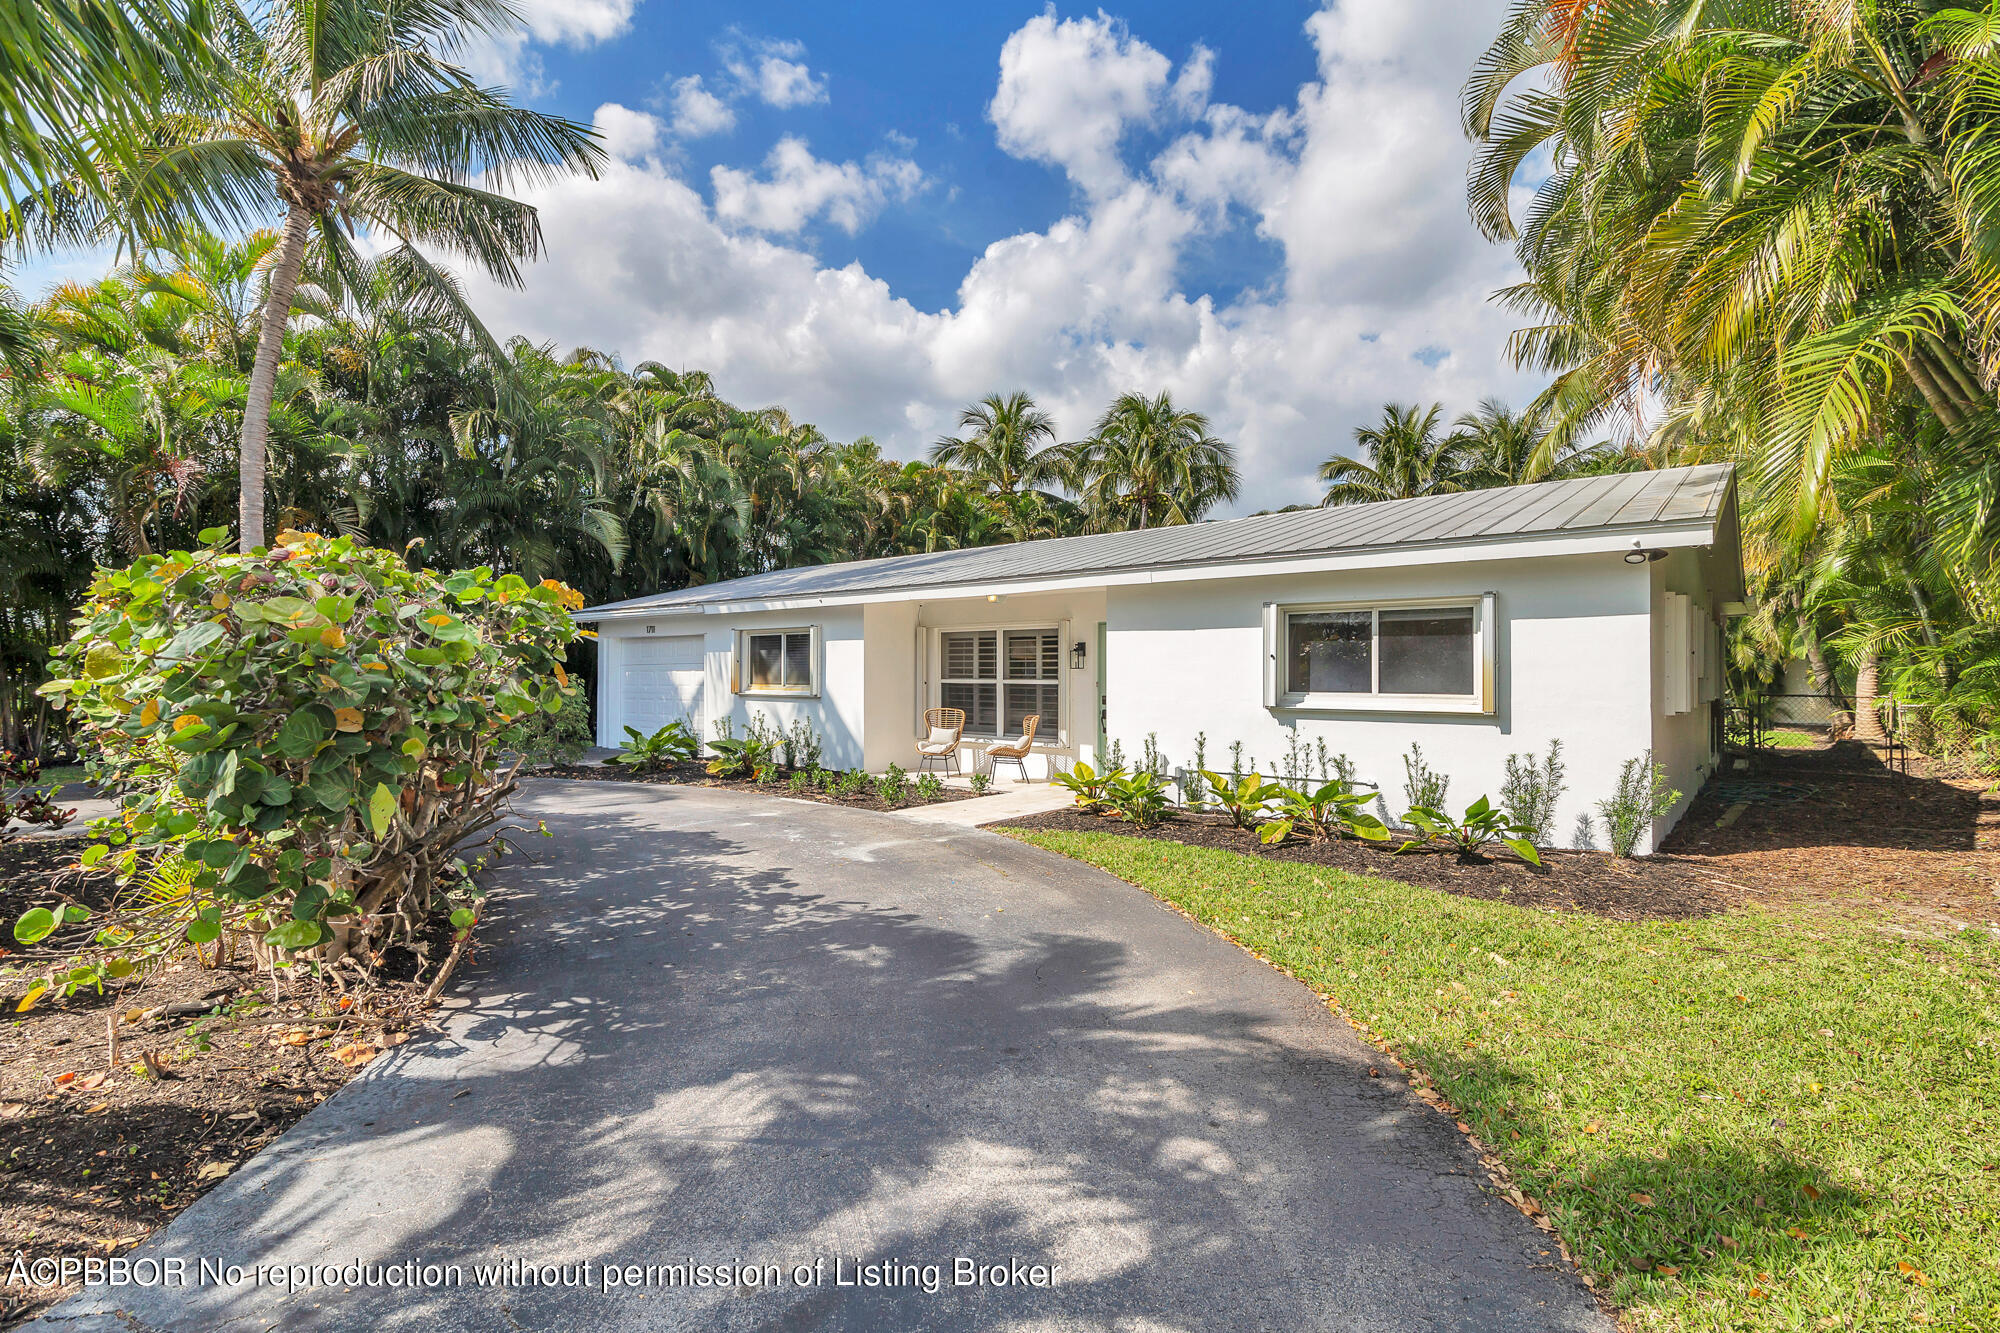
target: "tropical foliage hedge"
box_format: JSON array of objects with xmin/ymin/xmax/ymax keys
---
[{"xmin": 15, "ymin": 530, "xmax": 580, "ymax": 995}]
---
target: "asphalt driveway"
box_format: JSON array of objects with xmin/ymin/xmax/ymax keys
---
[{"xmin": 33, "ymin": 780, "xmax": 1609, "ymax": 1332}]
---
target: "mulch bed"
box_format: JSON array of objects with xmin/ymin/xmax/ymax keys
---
[
  {"xmin": 990, "ymin": 743, "xmax": 2000, "ymax": 932},
  {"xmin": 0, "ymin": 836, "xmax": 445, "ymax": 1329},
  {"xmin": 986, "ymin": 807, "xmax": 1733, "ymax": 921},
  {"xmin": 535, "ymin": 759, "xmax": 989, "ymax": 813}
]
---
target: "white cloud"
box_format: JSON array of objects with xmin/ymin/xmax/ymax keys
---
[
  {"xmin": 720, "ymin": 33, "xmax": 828, "ymax": 109},
  {"xmin": 593, "ymin": 103, "xmax": 665, "ymax": 162},
  {"xmin": 458, "ymin": 0, "xmax": 638, "ymax": 97},
  {"xmin": 988, "ymin": 10, "xmax": 1177, "ymax": 197},
  {"xmin": 514, "ymin": 0, "xmax": 638, "ymax": 47},
  {"xmin": 450, "ymin": 1, "xmax": 1537, "ymax": 512},
  {"xmin": 711, "ymin": 137, "xmax": 924, "ymax": 235},
  {"xmin": 666, "ymin": 75, "xmax": 735, "ymax": 138}
]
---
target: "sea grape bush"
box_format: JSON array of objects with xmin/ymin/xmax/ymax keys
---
[{"xmin": 20, "ymin": 529, "xmax": 580, "ymax": 992}]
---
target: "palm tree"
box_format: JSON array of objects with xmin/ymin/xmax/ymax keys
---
[
  {"xmin": 1319, "ymin": 403, "xmax": 1471, "ymax": 506},
  {"xmin": 40, "ymin": 0, "xmax": 603, "ymax": 550},
  {"xmin": 929, "ymin": 391, "xmax": 1061, "ymax": 495},
  {"xmin": 1450, "ymin": 397, "xmax": 1614, "ymax": 487},
  {"xmin": 1063, "ymin": 391, "xmax": 1238, "ymax": 529}
]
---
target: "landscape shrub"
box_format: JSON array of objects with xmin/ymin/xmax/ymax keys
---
[
  {"xmin": 1182, "ymin": 732, "xmax": 1209, "ymax": 807},
  {"xmin": 512, "ymin": 682, "xmax": 593, "ymax": 765},
  {"xmin": 1260, "ymin": 781, "xmax": 1389, "ymax": 846},
  {"xmin": 1401, "ymin": 743, "xmax": 1449, "ymax": 814},
  {"xmin": 1499, "ymin": 739, "xmax": 1565, "ymax": 844},
  {"xmin": 874, "ymin": 763, "xmax": 908, "ymax": 805},
  {"xmin": 21, "ymin": 529, "xmax": 578, "ymax": 993},
  {"xmin": 1199, "ymin": 769, "xmax": 1282, "ymax": 829},
  {"xmin": 1102, "ymin": 770, "xmax": 1171, "ymax": 827},
  {"xmin": 1397, "ymin": 796, "xmax": 1542, "ymax": 864},
  {"xmin": 1, "ymin": 750, "xmax": 75, "ymax": 843},
  {"xmin": 969, "ymin": 771, "xmax": 992, "ymax": 794},
  {"xmin": 609, "ymin": 720, "xmax": 699, "ymax": 769},
  {"xmin": 1053, "ymin": 760, "xmax": 1123, "ymax": 811},
  {"xmin": 913, "ymin": 772, "xmax": 945, "ymax": 803},
  {"xmin": 836, "ymin": 769, "xmax": 867, "ymax": 799},
  {"xmin": 783, "ymin": 718, "xmax": 823, "ymax": 771},
  {"xmin": 1598, "ymin": 753, "xmax": 1680, "ymax": 857},
  {"xmin": 818, "ymin": 768, "xmax": 839, "ymax": 796}
]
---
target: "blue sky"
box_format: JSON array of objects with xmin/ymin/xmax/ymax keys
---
[{"xmin": 13, "ymin": 1, "xmax": 1538, "ymax": 513}]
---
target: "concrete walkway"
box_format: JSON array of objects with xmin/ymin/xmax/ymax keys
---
[{"xmin": 34, "ymin": 780, "xmax": 1608, "ymax": 1332}]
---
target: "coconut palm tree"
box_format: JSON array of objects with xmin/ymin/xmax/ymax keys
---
[
  {"xmin": 1319, "ymin": 403, "xmax": 1473, "ymax": 506},
  {"xmin": 1450, "ymin": 397, "xmax": 1615, "ymax": 487},
  {"xmin": 1063, "ymin": 391, "xmax": 1238, "ymax": 529},
  {"xmin": 929, "ymin": 391, "xmax": 1062, "ymax": 495},
  {"xmin": 36, "ymin": 0, "xmax": 603, "ymax": 550}
]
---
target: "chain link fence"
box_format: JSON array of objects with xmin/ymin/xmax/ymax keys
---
[{"xmin": 1728, "ymin": 692, "xmax": 1998, "ymax": 780}]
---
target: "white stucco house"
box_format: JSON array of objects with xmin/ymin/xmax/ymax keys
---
[{"xmin": 577, "ymin": 463, "xmax": 1743, "ymax": 853}]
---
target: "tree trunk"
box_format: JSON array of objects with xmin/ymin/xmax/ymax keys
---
[
  {"xmin": 239, "ymin": 204, "xmax": 314, "ymax": 552},
  {"xmin": 1853, "ymin": 650, "xmax": 1885, "ymax": 743},
  {"xmin": 1796, "ymin": 613, "xmax": 1851, "ymax": 716}
]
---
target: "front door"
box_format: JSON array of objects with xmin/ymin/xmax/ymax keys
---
[{"xmin": 1094, "ymin": 620, "xmax": 1107, "ymax": 763}]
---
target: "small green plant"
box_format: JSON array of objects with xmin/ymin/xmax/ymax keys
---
[
  {"xmin": 1401, "ymin": 743, "xmax": 1449, "ymax": 814},
  {"xmin": 782, "ymin": 718, "xmax": 823, "ymax": 771},
  {"xmin": 1053, "ymin": 760, "xmax": 1125, "ymax": 811},
  {"xmin": 1228, "ymin": 740, "xmax": 1244, "ymax": 780},
  {"xmin": 874, "ymin": 763, "xmax": 908, "ymax": 805},
  {"xmin": 1598, "ymin": 752, "xmax": 1681, "ymax": 857},
  {"xmin": 1260, "ymin": 782, "xmax": 1390, "ymax": 845},
  {"xmin": 1106, "ymin": 737, "xmax": 1126, "ymax": 771},
  {"xmin": 818, "ymin": 768, "xmax": 839, "ymax": 795},
  {"xmin": 707, "ymin": 720, "xmax": 780, "ymax": 778},
  {"xmin": 1184, "ymin": 732, "xmax": 1209, "ymax": 807},
  {"xmin": 914, "ymin": 772, "xmax": 946, "ymax": 803},
  {"xmin": 1140, "ymin": 733, "xmax": 1168, "ymax": 780},
  {"xmin": 1103, "ymin": 770, "xmax": 1172, "ymax": 827},
  {"xmin": 969, "ymin": 771, "xmax": 992, "ymax": 794},
  {"xmin": 1199, "ymin": 769, "xmax": 1283, "ymax": 829},
  {"xmin": 787, "ymin": 770, "xmax": 812, "ymax": 796},
  {"xmin": 1398, "ymin": 796, "xmax": 1542, "ymax": 864},
  {"xmin": 836, "ymin": 768, "xmax": 868, "ymax": 799},
  {"xmin": 610, "ymin": 720, "xmax": 699, "ymax": 770},
  {"xmin": 1500, "ymin": 739, "xmax": 1566, "ymax": 845},
  {"xmin": 1282, "ymin": 729, "xmax": 1309, "ymax": 788},
  {"xmin": 1317, "ymin": 742, "xmax": 1356, "ymax": 788}
]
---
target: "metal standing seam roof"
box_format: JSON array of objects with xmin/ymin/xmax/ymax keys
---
[{"xmin": 578, "ymin": 462, "xmax": 1736, "ymax": 618}]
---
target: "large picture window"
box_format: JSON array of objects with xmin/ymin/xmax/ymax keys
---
[
  {"xmin": 940, "ymin": 628, "xmax": 1058, "ymax": 738},
  {"xmin": 1280, "ymin": 600, "xmax": 1485, "ymax": 708},
  {"xmin": 740, "ymin": 628, "xmax": 816, "ymax": 694}
]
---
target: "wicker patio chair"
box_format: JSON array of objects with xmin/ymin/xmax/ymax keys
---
[
  {"xmin": 916, "ymin": 707, "xmax": 966, "ymax": 775},
  {"xmin": 983, "ymin": 715, "xmax": 1039, "ymax": 783}
]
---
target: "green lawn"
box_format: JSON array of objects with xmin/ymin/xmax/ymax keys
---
[
  {"xmin": 1012, "ymin": 830, "xmax": 1999, "ymax": 1332},
  {"xmin": 32, "ymin": 764, "xmax": 87, "ymax": 785}
]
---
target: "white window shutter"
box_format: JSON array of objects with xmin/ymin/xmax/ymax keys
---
[
  {"xmin": 1664, "ymin": 593, "xmax": 1691, "ymax": 715},
  {"xmin": 1261, "ymin": 603, "xmax": 1280, "ymax": 708},
  {"xmin": 1057, "ymin": 617, "xmax": 1073, "ymax": 743},
  {"xmin": 914, "ymin": 625, "xmax": 928, "ymax": 738},
  {"xmin": 808, "ymin": 624, "xmax": 823, "ymax": 696}
]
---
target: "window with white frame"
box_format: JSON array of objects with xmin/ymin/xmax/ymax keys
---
[
  {"xmin": 1273, "ymin": 597, "xmax": 1491, "ymax": 712},
  {"xmin": 939, "ymin": 628, "xmax": 1058, "ymax": 738},
  {"xmin": 738, "ymin": 628, "xmax": 817, "ymax": 695}
]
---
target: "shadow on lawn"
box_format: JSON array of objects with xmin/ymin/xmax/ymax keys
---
[
  {"xmin": 1411, "ymin": 1047, "xmax": 1864, "ymax": 1292},
  {"xmin": 75, "ymin": 783, "xmax": 1604, "ymax": 1332}
]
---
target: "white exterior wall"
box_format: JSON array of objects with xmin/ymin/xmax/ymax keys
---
[
  {"xmin": 594, "ymin": 606, "xmax": 868, "ymax": 770},
  {"xmin": 1104, "ymin": 553, "xmax": 1658, "ymax": 850},
  {"xmin": 1649, "ymin": 550, "xmax": 1725, "ymax": 847}
]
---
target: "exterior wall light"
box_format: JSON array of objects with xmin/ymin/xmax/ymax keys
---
[{"xmin": 1070, "ymin": 641, "xmax": 1087, "ymax": 670}]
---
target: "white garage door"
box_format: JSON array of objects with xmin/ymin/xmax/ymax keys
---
[{"xmin": 620, "ymin": 635, "xmax": 705, "ymax": 738}]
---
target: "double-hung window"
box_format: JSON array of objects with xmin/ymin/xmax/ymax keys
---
[
  {"xmin": 737, "ymin": 627, "xmax": 817, "ymax": 695},
  {"xmin": 1272, "ymin": 596, "xmax": 1491, "ymax": 713},
  {"xmin": 939, "ymin": 628, "xmax": 1059, "ymax": 739}
]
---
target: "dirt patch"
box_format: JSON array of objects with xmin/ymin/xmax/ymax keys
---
[
  {"xmin": 536, "ymin": 760, "xmax": 990, "ymax": 813},
  {"xmin": 987, "ymin": 808, "xmax": 1732, "ymax": 921},
  {"xmin": 1660, "ymin": 743, "xmax": 2000, "ymax": 931},
  {"xmin": 0, "ymin": 837, "xmax": 444, "ymax": 1329}
]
